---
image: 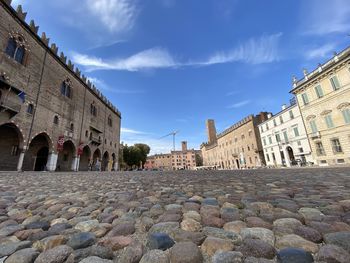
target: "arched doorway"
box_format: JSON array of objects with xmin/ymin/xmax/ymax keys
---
[
  {"xmin": 111, "ymin": 153, "xmax": 116, "ymax": 171},
  {"xmin": 92, "ymin": 148, "xmax": 101, "ymax": 171},
  {"xmin": 287, "ymin": 146, "xmax": 295, "ymax": 165},
  {"xmin": 102, "ymin": 151, "xmax": 109, "ymax": 171},
  {"xmin": 57, "ymin": 140, "xmax": 76, "ymax": 171},
  {"xmin": 0, "ymin": 123, "xmax": 23, "ymax": 171},
  {"xmin": 79, "ymin": 146, "xmax": 91, "ymax": 171},
  {"xmin": 23, "ymin": 133, "xmax": 51, "ymax": 171}
]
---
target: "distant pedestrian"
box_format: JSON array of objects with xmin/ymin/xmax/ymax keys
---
[{"xmin": 95, "ymin": 159, "xmax": 101, "ymax": 171}]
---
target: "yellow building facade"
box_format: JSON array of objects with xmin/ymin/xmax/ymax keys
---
[{"xmin": 291, "ymin": 48, "xmax": 350, "ymax": 166}]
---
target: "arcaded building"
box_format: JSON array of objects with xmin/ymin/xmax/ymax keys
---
[
  {"xmin": 291, "ymin": 47, "xmax": 350, "ymax": 166},
  {"xmin": 201, "ymin": 113, "xmax": 269, "ymax": 169},
  {"xmin": 0, "ymin": 1, "xmax": 121, "ymax": 171}
]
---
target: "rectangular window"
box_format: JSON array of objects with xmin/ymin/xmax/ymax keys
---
[
  {"xmin": 279, "ymin": 115, "xmax": 284, "ymax": 124},
  {"xmin": 331, "ymin": 138, "xmax": 343, "ymax": 153},
  {"xmin": 293, "ymin": 127, "xmax": 300, "ymax": 137},
  {"xmin": 268, "ymin": 136, "xmax": 272, "ymax": 144},
  {"xmin": 266, "ymin": 154, "xmax": 270, "ymax": 162},
  {"xmin": 330, "ymin": 76, "xmax": 341, "ymax": 90},
  {"xmin": 342, "ymin": 109, "xmax": 350, "ymax": 124},
  {"xmin": 283, "ymin": 130, "xmax": 288, "ymax": 142},
  {"xmin": 325, "ymin": 115, "xmax": 334, "ymax": 128},
  {"xmin": 289, "ymin": 110, "xmax": 294, "ymax": 119},
  {"xmin": 275, "ymin": 133, "xmax": 281, "ymax": 142},
  {"xmin": 272, "ymin": 153, "xmax": 276, "ymax": 161},
  {"xmin": 301, "ymin": 93, "xmax": 309, "ymax": 105},
  {"xmin": 310, "ymin": 120, "xmax": 318, "ymax": 133},
  {"xmin": 263, "ymin": 138, "xmax": 266, "ymax": 146},
  {"xmin": 315, "ymin": 85, "xmax": 324, "ymax": 98},
  {"xmin": 266, "ymin": 123, "xmax": 269, "ymax": 130},
  {"xmin": 299, "ymin": 147, "xmax": 303, "ymax": 153},
  {"xmin": 273, "ymin": 119, "xmax": 277, "ymax": 127},
  {"xmin": 315, "ymin": 142, "xmax": 325, "ymax": 156}
]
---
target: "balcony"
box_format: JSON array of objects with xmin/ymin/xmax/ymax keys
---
[
  {"xmin": 310, "ymin": 132, "xmax": 321, "ymax": 139},
  {"xmin": 0, "ymin": 100, "xmax": 21, "ymax": 118},
  {"xmin": 90, "ymin": 136, "xmax": 102, "ymax": 145}
]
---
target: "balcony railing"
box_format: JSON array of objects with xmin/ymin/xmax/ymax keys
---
[
  {"xmin": 0, "ymin": 100, "xmax": 21, "ymax": 117},
  {"xmin": 90, "ymin": 136, "xmax": 102, "ymax": 145},
  {"xmin": 310, "ymin": 131, "xmax": 321, "ymax": 139}
]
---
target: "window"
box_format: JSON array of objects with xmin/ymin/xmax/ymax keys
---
[
  {"xmin": 27, "ymin": 104, "xmax": 33, "ymax": 114},
  {"xmin": 342, "ymin": 109, "xmax": 350, "ymax": 124},
  {"xmin": 263, "ymin": 138, "xmax": 267, "ymax": 146},
  {"xmin": 85, "ymin": 130, "xmax": 89, "ymax": 137},
  {"xmin": 331, "ymin": 138, "xmax": 343, "ymax": 153},
  {"xmin": 70, "ymin": 123, "xmax": 74, "ymax": 132},
  {"xmin": 279, "ymin": 115, "xmax": 284, "ymax": 124},
  {"xmin": 330, "ymin": 76, "xmax": 341, "ymax": 91},
  {"xmin": 11, "ymin": 145, "xmax": 19, "ymax": 156},
  {"xmin": 108, "ymin": 115, "xmax": 112, "ymax": 127},
  {"xmin": 289, "ymin": 110, "xmax": 294, "ymax": 119},
  {"xmin": 273, "ymin": 119, "xmax": 277, "ymax": 127},
  {"xmin": 266, "ymin": 123, "xmax": 269, "ymax": 130},
  {"xmin": 266, "ymin": 154, "xmax": 270, "ymax": 162},
  {"xmin": 315, "ymin": 142, "xmax": 325, "ymax": 156},
  {"xmin": 241, "ymin": 134, "xmax": 245, "ymax": 140},
  {"xmin": 325, "ymin": 115, "xmax": 334, "ymax": 128},
  {"xmin": 53, "ymin": 115, "xmax": 59, "ymax": 125},
  {"xmin": 293, "ymin": 127, "xmax": 300, "ymax": 137},
  {"xmin": 309, "ymin": 120, "xmax": 318, "ymax": 133},
  {"xmin": 275, "ymin": 133, "xmax": 281, "ymax": 142},
  {"xmin": 315, "ymin": 85, "xmax": 324, "ymax": 98},
  {"xmin": 61, "ymin": 80, "xmax": 72, "ymax": 98},
  {"xmin": 268, "ymin": 136, "xmax": 272, "ymax": 144},
  {"xmin": 247, "ymin": 146, "xmax": 250, "ymax": 151},
  {"xmin": 301, "ymin": 93, "xmax": 309, "ymax": 105},
  {"xmin": 261, "ymin": 126, "xmax": 264, "ymax": 132},
  {"xmin": 248, "ymin": 131, "xmax": 252, "ymax": 137},
  {"xmin": 90, "ymin": 103, "xmax": 97, "ymax": 116},
  {"xmin": 299, "ymin": 147, "xmax": 303, "ymax": 153},
  {"xmin": 283, "ymin": 130, "xmax": 288, "ymax": 142},
  {"xmin": 5, "ymin": 37, "xmax": 26, "ymax": 64}
]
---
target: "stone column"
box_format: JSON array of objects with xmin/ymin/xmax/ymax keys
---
[
  {"xmin": 17, "ymin": 150, "xmax": 26, "ymax": 171},
  {"xmin": 71, "ymin": 156, "xmax": 79, "ymax": 171},
  {"xmin": 46, "ymin": 152, "xmax": 58, "ymax": 171},
  {"xmin": 283, "ymin": 147, "xmax": 291, "ymax": 167}
]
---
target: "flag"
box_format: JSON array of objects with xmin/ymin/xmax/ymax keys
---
[{"xmin": 18, "ymin": 91, "xmax": 25, "ymax": 103}]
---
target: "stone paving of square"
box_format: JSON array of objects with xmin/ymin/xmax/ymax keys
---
[{"xmin": 0, "ymin": 168, "xmax": 350, "ymax": 263}]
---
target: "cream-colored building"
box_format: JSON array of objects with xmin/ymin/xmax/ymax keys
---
[
  {"xmin": 145, "ymin": 141, "xmax": 201, "ymax": 170},
  {"xmin": 291, "ymin": 47, "xmax": 350, "ymax": 166},
  {"xmin": 258, "ymin": 102, "xmax": 314, "ymax": 167},
  {"xmin": 200, "ymin": 113, "xmax": 269, "ymax": 169}
]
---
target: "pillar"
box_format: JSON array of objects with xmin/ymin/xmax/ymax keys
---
[
  {"xmin": 283, "ymin": 147, "xmax": 291, "ymax": 167},
  {"xmin": 17, "ymin": 150, "xmax": 25, "ymax": 171},
  {"xmin": 46, "ymin": 152, "xmax": 58, "ymax": 171},
  {"xmin": 71, "ymin": 156, "xmax": 79, "ymax": 171},
  {"xmin": 75, "ymin": 156, "xmax": 80, "ymax": 171}
]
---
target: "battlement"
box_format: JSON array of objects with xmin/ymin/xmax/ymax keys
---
[{"xmin": 1, "ymin": 0, "xmax": 121, "ymax": 117}]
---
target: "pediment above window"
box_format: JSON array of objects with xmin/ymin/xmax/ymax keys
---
[
  {"xmin": 320, "ymin": 110, "xmax": 332, "ymax": 116},
  {"xmin": 306, "ymin": 115, "xmax": 316, "ymax": 121},
  {"xmin": 337, "ymin": 102, "xmax": 350, "ymax": 110}
]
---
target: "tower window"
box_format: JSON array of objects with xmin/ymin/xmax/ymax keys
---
[{"xmin": 5, "ymin": 37, "xmax": 26, "ymax": 64}]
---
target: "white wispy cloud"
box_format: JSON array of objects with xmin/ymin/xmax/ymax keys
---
[
  {"xmin": 302, "ymin": 0, "xmax": 350, "ymax": 35},
  {"xmin": 227, "ymin": 100, "xmax": 251, "ymax": 109},
  {"xmin": 306, "ymin": 43, "xmax": 336, "ymax": 60},
  {"xmin": 73, "ymin": 33, "xmax": 282, "ymax": 72},
  {"xmin": 87, "ymin": 77, "xmax": 144, "ymax": 94},
  {"xmin": 86, "ymin": 0, "xmax": 138, "ymax": 33},
  {"xmin": 121, "ymin": 127, "xmax": 148, "ymax": 135}
]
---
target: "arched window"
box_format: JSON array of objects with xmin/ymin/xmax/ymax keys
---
[
  {"xmin": 85, "ymin": 130, "xmax": 89, "ymax": 137},
  {"xmin": 108, "ymin": 115, "xmax": 112, "ymax": 127},
  {"xmin": 70, "ymin": 123, "xmax": 74, "ymax": 132},
  {"xmin": 5, "ymin": 36, "xmax": 26, "ymax": 64},
  {"xmin": 90, "ymin": 102, "xmax": 97, "ymax": 116},
  {"xmin": 53, "ymin": 115, "xmax": 59, "ymax": 125},
  {"xmin": 61, "ymin": 79, "xmax": 72, "ymax": 98}
]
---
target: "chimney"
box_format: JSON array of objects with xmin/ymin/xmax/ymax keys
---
[
  {"xmin": 206, "ymin": 119, "xmax": 217, "ymax": 144},
  {"xmin": 282, "ymin": 104, "xmax": 287, "ymax": 110},
  {"xmin": 267, "ymin": 113, "xmax": 272, "ymax": 119},
  {"xmin": 181, "ymin": 141, "xmax": 188, "ymax": 152}
]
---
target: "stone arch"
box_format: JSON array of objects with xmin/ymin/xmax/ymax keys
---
[
  {"xmin": 57, "ymin": 140, "xmax": 76, "ymax": 171},
  {"xmin": 92, "ymin": 148, "xmax": 101, "ymax": 171},
  {"xmin": 79, "ymin": 145, "xmax": 91, "ymax": 171},
  {"xmin": 23, "ymin": 132, "xmax": 53, "ymax": 171},
  {"xmin": 0, "ymin": 123, "xmax": 24, "ymax": 171},
  {"xmin": 102, "ymin": 151, "xmax": 109, "ymax": 171}
]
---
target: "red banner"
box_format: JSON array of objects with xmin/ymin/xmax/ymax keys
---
[
  {"xmin": 57, "ymin": 136, "xmax": 65, "ymax": 152},
  {"xmin": 77, "ymin": 142, "xmax": 84, "ymax": 156}
]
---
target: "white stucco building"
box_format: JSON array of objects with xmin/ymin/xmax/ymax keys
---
[{"xmin": 258, "ymin": 101, "xmax": 314, "ymax": 167}]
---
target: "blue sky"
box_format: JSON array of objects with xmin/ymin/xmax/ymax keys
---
[{"xmin": 13, "ymin": 0, "xmax": 350, "ymax": 154}]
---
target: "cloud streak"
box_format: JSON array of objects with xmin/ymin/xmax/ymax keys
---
[
  {"xmin": 72, "ymin": 33, "xmax": 282, "ymax": 72},
  {"xmin": 227, "ymin": 100, "xmax": 251, "ymax": 109},
  {"xmin": 306, "ymin": 43, "xmax": 336, "ymax": 60},
  {"xmin": 121, "ymin": 127, "xmax": 148, "ymax": 135},
  {"xmin": 302, "ymin": 0, "xmax": 350, "ymax": 35},
  {"xmin": 87, "ymin": 77, "xmax": 144, "ymax": 94}
]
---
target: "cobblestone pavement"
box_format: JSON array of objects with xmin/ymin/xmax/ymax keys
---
[{"xmin": 0, "ymin": 168, "xmax": 350, "ymax": 263}]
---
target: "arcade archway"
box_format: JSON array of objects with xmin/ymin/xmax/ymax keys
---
[
  {"xmin": 0, "ymin": 123, "xmax": 23, "ymax": 171},
  {"xmin": 92, "ymin": 148, "xmax": 101, "ymax": 171},
  {"xmin": 57, "ymin": 140, "xmax": 76, "ymax": 171},
  {"xmin": 102, "ymin": 151, "xmax": 109, "ymax": 171},
  {"xmin": 23, "ymin": 133, "xmax": 52, "ymax": 171},
  {"xmin": 79, "ymin": 145, "xmax": 91, "ymax": 171}
]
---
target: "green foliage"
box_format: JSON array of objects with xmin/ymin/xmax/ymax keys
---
[
  {"xmin": 195, "ymin": 153, "xmax": 203, "ymax": 166},
  {"xmin": 121, "ymin": 143, "xmax": 151, "ymax": 169}
]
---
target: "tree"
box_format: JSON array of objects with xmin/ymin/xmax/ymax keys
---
[
  {"xmin": 121, "ymin": 143, "xmax": 151, "ymax": 169},
  {"xmin": 195, "ymin": 153, "xmax": 203, "ymax": 167}
]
